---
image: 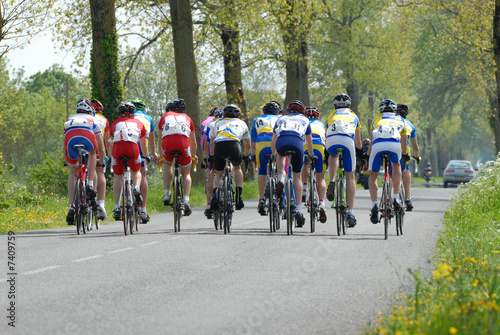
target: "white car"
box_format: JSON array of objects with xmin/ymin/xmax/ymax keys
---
[{"xmin": 443, "ymin": 160, "xmax": 475, "ymax": 188}]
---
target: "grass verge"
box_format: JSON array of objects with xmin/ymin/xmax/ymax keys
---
[{"xmin": 362, "ymin": 158, "xmax": 500, "ymax": 334}]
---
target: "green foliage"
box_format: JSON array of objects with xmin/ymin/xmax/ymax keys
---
[
  {"xmin": 363, "ymin": 155, "xmax": 500, "ymax": 334},
  {"xmin": 30, "ymin": 152, "xmax": 69, "ymax": 196}
]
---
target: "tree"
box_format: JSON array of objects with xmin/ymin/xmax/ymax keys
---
[
  {"xmin": 0, "ymin": 0, "xmax": 54, "ymax": 58},
  {"xmin": 169, "ymin": 0, "xmax": 201, "ymax": 146},
  {"xmin": 89, "ymin": 0, "xmax": 123, "ymax": 121}
]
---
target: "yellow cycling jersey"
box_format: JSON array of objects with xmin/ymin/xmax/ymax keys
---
[
  {"xmin": 370, "ymin": 112, "xmax": 407, "ymax": 142},
  {"xmin": 325, "ymin": 108, "xmax": 361, "ymax": 139}
]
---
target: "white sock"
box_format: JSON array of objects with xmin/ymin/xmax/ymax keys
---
[
  {"xmin": 141, "ymin": 207, "xmax": 147, "ymax": 213},
  {"xmin": 394, "ymin": 193, "xmax": 399, "ymax": 201},
  {"xmin": 296, "ymin": 205, "xmax": 302, "ymax": 213},
  {"xmin": 278, "ymin": 174, "xmax": 284, "ymax": 182},
  {"xmin": 372, "ymin": 201, "xmax": 378, "ymax": 207},
  {"xmin": 348, "ymin": 209, "xmax": 354, "ymax": 215},
  {"xmin": 183, "ymin": 196, "xmax": 189, "ymax": 202},
  {"xmin": 134, "ymin": 186, "xmax": 140, "ymax": 192},
  {"xmin": 164, "ymin": 189, "xmax": 171, "ymax": 196},
  {"xmin": 115, "ymin": 204, "xmax": 120, "ymax": 210},
  {"xmin": 88, "ymin": 181, "xmax": 94, "ymax": 189},
  {"xmin": 98, "ymin": 200, "xmax": 105, "ymax": 207}
]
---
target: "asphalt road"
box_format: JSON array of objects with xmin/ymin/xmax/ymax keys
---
[{"xmin": 0, "ymin": 187, "xmax": 455, "ymax": 335}]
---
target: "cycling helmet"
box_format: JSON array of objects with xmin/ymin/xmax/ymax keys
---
[
  {"xmin": 213, "ymin": 107, "xmax": 224, "ymax": 118},
  {"xmin": 333, "ymin": 93, "xmax": 351, "ymax": 108},
  {"xmin": 262, "ymin": 101, "xmax": 282, "ymax": 115},
  {"xmin": 286, "ymin": 100, "xmax": 305, "ymax": 114},
  {"xmin": 305, "ymin": 106, "xmax": 320, "ymax": 119},
  {"xmin": 378, "ymin": 99, "xmax": 397, "ymax": 113},
  {"xmin": 90, "ymin": 99, "xmax": 103, "ymax": 112},
  {"xmin": 209, "ymin": 106, "xmax": 219, "ymax": 116},
  {"xmin": 223, "ymin": 104, "xmax": 241, "ymax": 118},
  {"xmin": 76, "ymin": 98, "xmax": 94, "ymax": 114},
  {"xmin": 363, "ymin": 138, "xmax": 371, "ymax": 146},
  {"xmin": 166, "ymin": 99, "xmax": 186, "ymax": 112},
  {"xmin": 396, "ymin": 104, "xmax": 408, "ymax": 118},
  {"xmin": 131, "ymin": 99, "xmax": 146, "ymax": 111},
  {"xmin": 117, "ymin": 102, "xmax": 136, "ymax": 116}
]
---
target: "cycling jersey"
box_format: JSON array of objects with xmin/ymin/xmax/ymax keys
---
[
  {"xmin": 210, "ymin": 118, "xmax": 250, "ymax": 143},
  {"xmin": 93, "ymin": 113, "xmax": 110, "ymax": 135},
  {"xmin": 325, "ymin": 108, "xmax": 360, "ymax": 173},
  {"xmin": 201, "ymin": 115, "xmax": 215, "ymax": 151},
  {"xmin": 158, "ymin": 111, "xmax": 195, "ymax": 166},
  {"xmin": 134, "ymin": 110, "xmax": 155, "ymax": 138},
  {"xmin": 251, "ymin": 114, "xmax": 279, "ymax": 175},
  {"xmin": 64, "ymin": 113, "xmax": 102, "ymax": 164},
  {"xmin": 274, "ymin": 113, "xmax": 312, "ymax": 173},
  {"xmin": 303, "ymin": 118, "xmax": 326, "ymax": 173},
  {"xmin": 109, "ymin": 116, "xmax": 147, "ymax": 174}
]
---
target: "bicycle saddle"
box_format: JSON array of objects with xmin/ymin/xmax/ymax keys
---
[
  {"xmin": 283, "ymin": 150, "xmax": 296, "ymax": 157},
  {"xmin": 120, "ymin": 155, "xmax": 131, "ymax": 161},
  {"xmin": 170, "ymin": 150, "xmax": 182, "ymax": 156}
]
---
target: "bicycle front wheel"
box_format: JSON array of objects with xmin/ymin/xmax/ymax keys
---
[
  {"xmin": 309, "ymin": 173, "xmax": 316, "ymax": 233},
  {"xmin": 134, "ymin": 207, "xmax": 140, "ymax": 232},
  {"xmin": 122, "ymin": 180, "xmax": 128, "ymax": 236},
  {"xmin": 340, "ymin": 178, "xmax": 347, "ymax": 235},
  {"xmin": 335, "ymin": 180, "xmax": 342, "ymax": 236},
  {"xmin": 381, "ymin": 182, "xmax": 390, "ymax": 240},
  {"xmin": 173, "ymin": 177, "xmax": 181, "ymax": 232},
  {"xmin": 268, "ymin": 178, "xmax": 275, "ymax": 233}
]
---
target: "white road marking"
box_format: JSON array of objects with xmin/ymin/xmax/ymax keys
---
[
  {"xmin": 141, "ymin": 241, "xmax": 160, "ymax": 246},
  {"xmin": 22, "ymin": 265, "xmax": 61, "ymax": 275},
  {"xmin": 71, "ymin": 255, "xmax": 102, "ymax": 263},
  {"xmin": 108, "ymin": 247, "xmax": 134, "ymax": 254}
]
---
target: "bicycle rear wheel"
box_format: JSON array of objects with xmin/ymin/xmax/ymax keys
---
[
  {"xmin": 268, "ymin": 178, "xmax": 276, "ymax": 233},
  {"xmin": 173, "ymin": 177, "xmax": 181, "ymax": 232},
  {"xmin": 396, "ymin": 191, "xmax": 404, "ymax": 236},
  {"xmin": 340, "ymin": 178, "xmax": 347, "ymax": 235},
  {"xmin": 286, "ymin": 178, "xmax": 293, "ymax": 235},
  {"xmin": 87, "ymin": 206, "xmax": 94, "ymax": 231},
  {"xmin": 128, "ymin": 208, "xmax": 134, "ymax": 235},
  {"xmin": 335, "ymin": 180, "xmax": 342, "ymax": 236},
  {"xmin": 309, "ymin": 173, "xmax": 316, "ymax": 233},
  {"xmin": 122, "ymin": 180, "xmax": 128, "ymax": 236},
  {"xmin": 134, "ymin": 207, "xmax": 140, "ymax": 232},
  {"xmin": 381, "ymin": 182, "xmax": 390, "ymax": 240}
]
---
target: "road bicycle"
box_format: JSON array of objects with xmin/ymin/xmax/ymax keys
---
[
  {"xmin": 395, "ymin": 180, "xmax": 405, "ymax": 236},
  {"xmin": 280, "ymin": 151, "xmax": 297, "ymax": 235},
  {"xmin": 118, "ymin": 155, "xmax": 139, "ymax": 236},
  {"xmin": 169, "ymin": 151, "xmax": 185, "ymax": 232},
  {"xmin": 305, "ymin": 155, "xmax": 319, "ymax": 233},
  {"xmin": 264, "ymin": 153, "xmax": 280, "ymax": 233},
  {"xmin": 213, "ymin": 156, "xmax": 234, "ymax": 234},
  {"xmin": 332, "ymin": 148, "xmax": 348, "ymax": 236},
  {"xmin": 71, "ymin": 145, "xmax": 90, "ymax": 235},
  {"xmin": 379, "ymin": 153, "xmax": 393, "ymax": 240}
]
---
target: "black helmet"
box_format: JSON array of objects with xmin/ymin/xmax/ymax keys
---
[
  {"xmin": 378, "ymin": 99, "xmax": 397, "ymax": 113},
  {"xmin": 166, "ymin": 99, "xmax": 185, "ymax": 112},
  {"xmin": 333, "ymin": 94, "xmax": 351, "ymax": 108},
  {"xmin": 213, "ymin": 107, "xmax": 224, "ymax": 118},
  {"xmin": 286, "ymin": 100, "xmax": 305, "ymax": 114},
  {"xmin": 223, "ymin": 104, "xmax": 241, "ymax": 118},
  {"xmin": 263, "ymin": 101, "xmax": 282, "ymax": 115},
  {"xmin": 396, "ymin": 104, "xmax": 408, "ymax": 118},
  {"xmin": 117, "ymin": 102, "xmax": 136, "ymax": 116}
]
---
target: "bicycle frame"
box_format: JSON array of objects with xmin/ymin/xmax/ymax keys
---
[
  {"xmin": 265, "ymin": 153, "xmax": 280, "ymax": 233},
  {"xmin": 280, "ymin": 151, "xmax": 297, "ymax": 235},
  {"xmin": 170, "ymin": 151, "xmax": 184, "ymax": 232},
  {"xmin": 118, "ymin": 156, "xmax": 136, "ymax": 236},
  {"xmin": 72, "ymin": 145, "xmax": 89, "ymax": 235},
  {"xmin": 305, "ymin": 155, "xmax": 319, "ymax": 233},
  {"xmin": 380, "ymin": 154, "xmax": 393, "ymax": 240},
  {"xmin": 333, "ymin": 149, "xmax": 348, "ymax": 236}
]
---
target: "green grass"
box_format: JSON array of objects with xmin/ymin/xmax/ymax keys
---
[
  {"xmin": 362, "ymin": 158, "xmax": 500, "ymax": 335},
  {"xmin": 0, "ymin": 171, "xmax": 260, "ymax": 234}
]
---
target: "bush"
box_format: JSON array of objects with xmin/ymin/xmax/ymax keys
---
[{"xmin": 30, "ymin": 152, "xmax": 69, "ymax": 196}]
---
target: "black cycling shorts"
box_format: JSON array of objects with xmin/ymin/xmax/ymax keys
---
[{"xmin": 213, "ymin": 141, "xmax": 242, "ymax": 171}]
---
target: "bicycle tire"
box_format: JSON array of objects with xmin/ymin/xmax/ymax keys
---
[
  {"xmin": 268, "ymin": 178, "xmax": 275, "ymax": 233},
  {"xmin": 134, "ymin": 207, "xmax": 140, "ymax": 232},
  {"xmin": 286, "ymin": 178, "xmax": 293, "ymax": 235},
  {"xmin": 340, "ymin": 177, "xmax": 347, "ymax": 235},
  {"xmin": 382, "ymin": 182, "xmax": 390, "ymax": 240},
  {"xmin": 396, "ymin": 191, "xmax": 404, "ymax": 236},
  {"xmin": 309, "ymin": 170, "xmax": 316, "ymax": 233},
  {"xmin": 173, "ymin": 176, "xmax": 180, "ymax": 232},
  {"xmin": 75, "ymin": 181, "xmax": 82, "ymax": 235},
  {"xmin": 87, "ymin": 206, "xmax": 93, "ymax": 231},
  {"xmin": 128, "ymin": 207, "xmax": 134, "ymax": 235},
  {"xmin": 122, "ymin": 180, "xmax": 128, "ymax": 236},
  {"xmin": 335, "ymin": 180, "xmax": 342, "ymax": 236},
  {"xmin": 94, "ymin": 205, "xmax": 99, "ymax": 230},
  {"xmin": 222, "ymin": 174, "xmax": 229, "ymax": 234}
]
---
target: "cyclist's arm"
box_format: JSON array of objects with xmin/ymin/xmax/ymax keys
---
[
  {"xmin": 149, "ymin": 131, "xmax": 159, "ymax": 162},
  {"xmin": 400, "ymin": 135, "xmax": 408, "ymax": 155},
  {"xmin": 209, "ymin": 137, "xmax": 215, "ymax": 156},
  {"xmin": 410, "ymin": 137, "xmax": 419, "ymax": 157},
  {"xmin": 305, "ymin": 134, "xmax": 313, "ymax": 157},
  {"xmin": 242, "ymin": 138, "xmax": 251, "ymax": 156},
  {"xmin": 189, "ymin": 131, "xmax": 198, "ymax": 161},
  {"xmin": 251, "ymin": 141, "xmax": 256, "ymax": 157},
  {"xmin": 354, "ymin": 128, "xmax": 362, "ymax": 150},
  {"xmin": 96, "ymin": 134, "xmax": 106, "ymax": 166},
  {"xmin": 271, "ymin": 133, "xmax": 277, "ymax": 156},
  {"xmin": 139, "ymin": 137, "xmax": 147, "ymax": 157},
  {"xmin": 103, "ymin": 132, "xmax": 112, "ymax": 156}
]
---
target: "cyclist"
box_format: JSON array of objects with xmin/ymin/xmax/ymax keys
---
[
  {"xmin": 158, "ymin": 99, "xmax": 198, "ymax": 216},
  {"xmin": 90, "ymin": 99, "xmax": 111, "ymax": 220},
  {"xmin": 209, "ymin": 104, "xmax": 251, "ymax": 211},
  {"xmin": 251, "ymin": 101, "xmax": 281, "ymax": 215},
  {"xmin": 396, "ymin": 104, "xmax": 421, "ymax": 211},
  {"xmin": 325, "ymin": 94, "xmax": 362, "ymax": 227},
  {"xmin": 200, "ymin": 107, "xmax": 218, "ymax": 166},
  {"xmin": 132, "ymin": 99, "xmax": 159, "ymax": 223},
  {"xmin": 109, "ymin": 102, "xmax": 148, "ymax": 220},
  {"xmin": 368, "ymin": 99, "xmax": 409, "ymax": 224},
  {"xmin": 301, "ymin": 106, "xmax": 327, "ymax": 223},
  {"xmin": 271, "ymin": 100, "xmax": 314, "ymax": 228},
  {"xmin": 202, "ymin": 107, "xmax": 224, "ymax": 218},
  {"xmin": 64, "ymin": 98, "xmax": 106, "ymax": 225}
]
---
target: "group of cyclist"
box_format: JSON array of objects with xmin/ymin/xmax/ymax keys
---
[{"xmin": 64, "ymin": 93, "xmax": 420, "ymax": 229}]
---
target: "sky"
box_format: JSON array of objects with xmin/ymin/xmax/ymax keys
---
[{"xmin": 5, "ymin": 32, "xmax": 81, "ymax": 78}]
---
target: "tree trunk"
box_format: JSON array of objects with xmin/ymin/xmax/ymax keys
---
[
  {"xmin": 283, "ymin": 35, "xmax": 310, "ymax": 106},
  {"xmin": 220, "ymin": 22, "xmax": 248, "ymax": 123},
  {"xmin": 346, "ymin": 79, "xmax": 360, "ymax": 117},
  {"xmin": 169, "ymin": 0, "xmax": 202, "ymax": 180},
  {"xmin": 493, "ymin": 0, "xmax": 500, "ymax": 154},
  {"xmin": 89, "ymin": 0, "xmax": 122, "ymax": 121}
]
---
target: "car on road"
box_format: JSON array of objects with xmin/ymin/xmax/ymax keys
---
[{"xmin": 443, "ymin": 160, "xmax": 476, "ymax": 188}]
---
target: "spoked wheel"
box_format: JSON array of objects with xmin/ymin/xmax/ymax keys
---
[
  {"xmin": 94, "ymin": 206, "xmax": 100, "ymax": 230},
  {"xmin": 173, "ymin": 177, "xmax": 181, "ymax": 232},
  {"xmin": 286, "ymin": 178, "xmax": 293, "ymax": 235},
  {"xmin": 86, "ymin": 206, "xmax": 94, "ymax": 231},
  {"xmin": 128, "ymin": 208, "xmax": 135, "ymax": 235},
  {"xmin": 340, "ymin": 179, "xmax": 347, "ymax": 235},
  {"xmin": 335, "ymin": 181, "xmax": 342, "ymax": 236},
  {"xmin": 222, "ymin": 176, "xmax": 232, "ymax": 234},
  {"xmin": 75, "ymin": 181, "xmax": 83, "ymax": 235},
  {"xmin": 134, "ymin": 207, "xmax": 140, "ymax": 232},
  {"xmin": 381, "ymin": 183, "xmax": 390, "ymax": 240},
  {"xmin": 309, "ymin": 174, "xmax": 316, "ymax": 234},
  {"xmin": 122, "ymin": 181, "xmax": 128, "ymax": 236},
  {"xmin": 268, "ymin": 179, "xmax": 275, "ymax": 233}
]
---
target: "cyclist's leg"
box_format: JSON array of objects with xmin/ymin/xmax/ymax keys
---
[
  {"xmin": 256, "ymin": 144, "xmax": 270, "ymax": 199},
  {"xmin": 86, "ymin": 152, "xmax": 97, "ymax": 191}
]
